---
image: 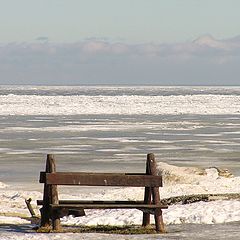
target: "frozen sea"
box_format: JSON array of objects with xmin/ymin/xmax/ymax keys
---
[
  {"xmin": 0, "ymin": 85, "xmax": 240, "ymax": 188},
  {"xmin": 0, "ymin": 85, "xmax": 240, "ymax": 239}
]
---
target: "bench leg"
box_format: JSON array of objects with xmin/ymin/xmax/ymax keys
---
[
  {"xmin": 154, "ymin": 208, "xmax": 165, "ymax": 233},
  {"xmin": 146, "ymin": 153, "xmax": 166, "ymax": 233},
  {"xmin": 40, "ymin": 154, "xmax": 57, "ymax": 229},
  {"xmin": 142, "ymin": 187, "xmax": 151, "ymax": 227},
  {"xmin": 48, "ymin": 155, "xmax": 61, "ymax": 231},
  {"xmin": 142, "ymin": 154, "xmax": 152, "ymax": 227},
  {"xmin": 52, "ymin": 209, "xmax": 61, "ymax": 231},
  {"xmin": 40, "ymin": 206, "xmax": 51, "ymax": 228}
]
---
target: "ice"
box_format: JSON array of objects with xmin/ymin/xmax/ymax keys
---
[{"xmin": 0, "ymin": 93, "xmax": 240, "ymax": 116}]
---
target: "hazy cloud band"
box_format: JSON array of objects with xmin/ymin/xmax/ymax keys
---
[{"xmin": 0, "ymin": 35, "xmax": 240, "ymax": 85}]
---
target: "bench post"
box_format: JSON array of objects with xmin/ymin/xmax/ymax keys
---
[
  {"xmin": 148, "ymin": 153, "xmax": 165, "ymax": 233},
  {"xmin": 142, "ymin": 154, "xmax": 152, "ymax": 227},
  {"xmin": 40, "ymin": 154, "xmax": 52, "ymax": 228},
  {"xmin": 49, "ymin": 154, "xmax": 60, "ymax": 231},
  {"xmin": 40, "ymin": 154, "xmax": 60, "ymax": 230}
]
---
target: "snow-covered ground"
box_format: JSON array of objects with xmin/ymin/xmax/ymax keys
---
[{"xmin": 0, "ymin": 163, "xmax": 240, "ymax": 239}]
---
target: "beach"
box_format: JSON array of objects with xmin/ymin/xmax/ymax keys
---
[
  {"xmin": 0, "ymin": 86, "xmax": 240, "ymax": 239},
  {"xmin": 1, "ymin": 163, "xmax": 240, "ymax": 239}
]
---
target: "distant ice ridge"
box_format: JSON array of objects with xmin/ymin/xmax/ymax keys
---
[{"xmin": 0, "ymin": 94, "xmax": 240, "ymax": 115}]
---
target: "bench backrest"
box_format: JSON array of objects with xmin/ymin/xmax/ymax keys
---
[{"xmin": 40, "ymin": 172, "xmax": 162, "ymax": 187}]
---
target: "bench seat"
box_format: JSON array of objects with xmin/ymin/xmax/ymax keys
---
[
  {"xmin": 38, "ymin": 200, "xmax": 168, "ymax": 210},
  {"xmin": 50, "ymin": 203, "xmax": 168, "ymax": 210}
]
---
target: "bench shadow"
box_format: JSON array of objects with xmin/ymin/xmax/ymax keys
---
[{"xmin": 0, "ymin": 224, "xmax": 35, "ymax": 233}]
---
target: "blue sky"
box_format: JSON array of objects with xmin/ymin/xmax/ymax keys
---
[
  {"xmin": 0, "ymin": 0, "xmax": 240, "ymax": 85},
  {"xmin": 1, "ymin": 0, "xmax": 240, "ymax": 43}
]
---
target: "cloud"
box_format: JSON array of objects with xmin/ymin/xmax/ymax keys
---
[{"xmin": 0, "ymin": 35, "xmax": 240, "ymax": 85}]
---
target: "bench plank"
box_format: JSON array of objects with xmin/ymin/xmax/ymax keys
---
[
  {"xmin": 50, "ymin": 203, "xmax": 168, "ymax": 209},
  {"xmin": 40, "ymin": 172, "xmax": 162, "ymax": 187},
  {"xmin": 38, "ymin": 200, "xmax": 145, "ymax": 205}
]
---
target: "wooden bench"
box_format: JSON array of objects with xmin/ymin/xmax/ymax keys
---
[{"xmin": 37, "ymin": 153, "xmax": 167, "ymax": 233}]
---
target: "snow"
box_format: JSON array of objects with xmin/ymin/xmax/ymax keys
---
[
  {"xmin": 0, "ymin": 216, "xmax": 29, "ymax": 224},
  {"xmin": 0, "ymin": 182, "xmax": 8, "ymax": 189},
  {"xmin": 0, "ymin": 163, "xmax": 240, "ymax": 239}
]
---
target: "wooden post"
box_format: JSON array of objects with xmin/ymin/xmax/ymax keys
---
[
  {"xmin": 40, "ymin": 154, "xmax": 60, "ymax": 231},
  {"xmin": 48, "ymin": 154, "xmax": 60, "ymax": 231},
  {"xmin": 142, "ymin": 154, "xmax": 152, "ymax": 227},
  {"xmin": 40, "ymin": 154, "xmax": 52, "ymax": 227},
  {"xmin": 148, "ymin": 153, "xmax": 165, "ymax": 233},
  {"xmin": 25, "ymin": 198, "xmax": 36, "ymax": 217}
]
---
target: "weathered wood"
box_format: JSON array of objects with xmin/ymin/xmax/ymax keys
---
[
  {"xmin": 41, "ymin": 172, "xmax": 146, "ymax": 176},
  {"xmin": 142, "ymin": 154, "xmax": 152, "ymax": 227},
  {"xmin": 25, "ymin": 198, "xmax": 36, "ymax": 217},
  {"xmin": 40, "ymin": 172, "xmax": 162, "ymax": 187},
  {"xmin": 40, "ymin": 154, "xmax": 52, "ymax": 227},
  {"xmin": 148, "ymin": 153, "xmax": 165, "ymax": 233},
  {"xmin": 37, "ymin": 200, "xmax": 146, "ymax": 205},
  {"xmin": 47, "ymin": 155, "xmax": 60, "ymax": 231},
  {"xmin": 50, "ymin": 203, "xmax": 167, "ymax": 210}
]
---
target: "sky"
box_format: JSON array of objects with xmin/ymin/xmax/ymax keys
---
[{"xmin": 0, "ymin": 0, "xmax": 240, "ymax": 85}]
